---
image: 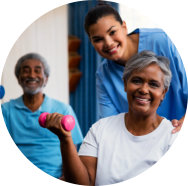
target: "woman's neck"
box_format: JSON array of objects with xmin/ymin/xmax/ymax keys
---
[
  {"xmin": 125, "ymin": 112, "xmax": 163, "ymax": 136},
  {"xmin": 23, "ymin": 92, "xmax": 44, "ymax": 112},
  {"xmin": 115, "ymin": 33, "xmax": 139, "ymax": 66}
]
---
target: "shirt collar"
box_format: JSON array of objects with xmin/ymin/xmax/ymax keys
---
[{"xmin": 14, "ymin": 94, "xmax": 49, "ymax": 113}]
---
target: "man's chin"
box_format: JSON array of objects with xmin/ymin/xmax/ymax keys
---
[{"xmin": 23, "ymin": 87, "xmax": 43, "ymax": 95}]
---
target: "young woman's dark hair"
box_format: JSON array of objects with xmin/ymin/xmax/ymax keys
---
[{"xmin": 84, "ymin": 3, "xmax": 123, "ymax": 36}]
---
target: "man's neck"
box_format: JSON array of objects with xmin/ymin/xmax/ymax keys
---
[{"xmin": 23, "ymin": 92, "xmax": 44, "ymax": 112}]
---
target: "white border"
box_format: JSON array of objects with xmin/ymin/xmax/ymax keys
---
[{"xmin": 0, "ymin": 0, "xmax": 187, "ymax": 186}]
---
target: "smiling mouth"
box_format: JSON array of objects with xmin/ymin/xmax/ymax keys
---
[
  {"xmin": 25, "ymin": 78, "xmax": 40, "ymax": 86},
  {"xmin": 135, "ymin": 97, "xmax": 151, "ymax": 104},
  {"xmin": 106, "ymin": 44, "xmax": 120, "ymax": 55}
]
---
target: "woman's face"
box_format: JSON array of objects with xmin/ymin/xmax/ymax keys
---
[
  {"xmin": 124, "ymin": 64, "xmax": 167, "ymax": 116},
  {"xmin": 88, "ymin": 15, "xmax": 128, "ymax": 62}
]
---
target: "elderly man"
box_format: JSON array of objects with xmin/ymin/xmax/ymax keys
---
[{"xmin": 1, "ymin": 53, "xmax": 83, "ymax": 178}]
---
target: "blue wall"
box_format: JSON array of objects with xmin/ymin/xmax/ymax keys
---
[{"xmin": 68, "ymin": 0, "xmax": 119, "ymax": 137}]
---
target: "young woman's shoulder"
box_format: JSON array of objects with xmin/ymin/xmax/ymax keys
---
[
  {"xmin": 140, "ymin": 28, "xmax": 169, "ymax": 39},
  {"xmin": 138, "ymin": 28, "xmax": 164, "ymax": 34}
]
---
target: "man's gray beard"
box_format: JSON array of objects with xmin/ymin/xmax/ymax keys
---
[{"xmin": 23, "ymin": 86, "xmax": 44, "ymax": 95}]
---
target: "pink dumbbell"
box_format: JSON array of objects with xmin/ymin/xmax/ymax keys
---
[{"xmin": 39, "ymin": 112, "xmax": 75, "ymax": 131}]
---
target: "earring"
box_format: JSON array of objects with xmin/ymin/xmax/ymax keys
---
[{"xmin": 159, "ymin": 99, "xmax": 163, "ymax": 106}]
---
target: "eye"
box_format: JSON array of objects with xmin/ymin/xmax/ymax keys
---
[
  {"xmin": 92, "ymin": 37, "xmax": 103, "ymax": 43},
  {"xmin": 35, "ymin": 68, "xmax": 42, "ymax": 74},
  {"xmin": 21, "ymin": 67, "xmax": 30, "ymax": 74},
  {"xmin": 109, "ymin": 30, "xmax": 116, "ymax": 36},
  {"xmin": 149, "ymin": 81, "xmax": 160, "ymax": 88},
  {"xmin": 131, "ymin": 78, "xmax": 142, "ymax": 84}
]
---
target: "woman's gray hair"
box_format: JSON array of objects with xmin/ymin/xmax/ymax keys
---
[
  {"xmin": 15, "ymin": 53, "xmax": 50, "ymax": 79},
  {"xmin": 123, "ymin": 50, "xmax": 172, "ymax": 90}
]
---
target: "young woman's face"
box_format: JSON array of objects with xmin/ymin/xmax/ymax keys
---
[
  {"xmin": 88, "ymin": 15, "xmax": 128, "ymax": 62},
  {"xmin": 124, "ymin": 64, "xmax": 167, "ymax": 116}
]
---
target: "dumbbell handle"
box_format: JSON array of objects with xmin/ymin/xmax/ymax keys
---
[{"xmin": 39, "ymin": 112, "xmax": 75, "ymax": 131}]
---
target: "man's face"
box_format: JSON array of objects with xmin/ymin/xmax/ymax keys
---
[{"xmin": 18, "ymin": 59, "xmax": 48, "ymax": 95}]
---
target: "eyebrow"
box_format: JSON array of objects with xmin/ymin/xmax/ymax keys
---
[
  {"xmin": 131, "ymin": 76, "xmax": 162, "ymax": 83},
  {"xmin": 150, "ymin": 79, "xmax": 161, "ymax": 84},
  {"xmin": 22, "ymin": 65, "xmax": 42, "ymax": 69},
  {"xmin": 107, "ymin": 26, "xmax": 115, "ymax": 33}
]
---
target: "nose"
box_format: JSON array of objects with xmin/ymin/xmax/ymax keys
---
[
  {"xmin": 104, "ymin": 36, "xmax": 113, "ymax": 48},
  {"xmin": 29, "ymin": 69, "xmax": 36, "ymax": 78},
  {"xmin": 138, "ymin": 83, "xmax": 149, "ymax": 95}
]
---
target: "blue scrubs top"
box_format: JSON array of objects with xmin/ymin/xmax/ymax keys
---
[
  {"xmin": 1, "ymin": 95, "xmax": 83, "ymax": 178},
  {"xmin": 96, "ymin": 28, "xmax": 188, "ymax": 120}
]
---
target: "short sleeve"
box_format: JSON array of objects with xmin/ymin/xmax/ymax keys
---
[
  {"xmin": 164, "ymin": 132, "xmax": 178, "ymax": 153},
  {"xmin": 78, "ymin": 126, "xmax": 98, "ymax": 157},
  {"xmin": 1, "ymin": 102, "xmax": 10, "ymax": 131}
]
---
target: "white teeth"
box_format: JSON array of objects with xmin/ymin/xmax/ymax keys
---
[
  {"xmin": 26, "ymin": 78, "xmax": 39, "ymax": 83},
  {"xmin": 136, "ymin": 97, "xmax": 150, "ymax": 102},
  {"xmin": 109, "ymin": 47, "xmax": 116, "ymax": 52},
  {"xmin": 108, "ymin": 46, "xmax": 118, "ymax": 53},
  {"xmin": 27, "ymin": 80, "xmax": 37, "ymax": 83}
]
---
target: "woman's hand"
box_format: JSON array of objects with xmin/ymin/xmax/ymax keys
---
[
  {"xmin": 171, "ymin": 115, "xmax": 184, "ymax": 134},
  {"xmin": 45, "ymin": 113, "xmax": 72, "ymax": 140}
]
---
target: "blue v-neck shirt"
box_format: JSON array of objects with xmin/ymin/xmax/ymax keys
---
[
  {"xmin": 2, "ymin": 95, "xmax": 83, "ymax": 178},
  {"xmin": 96, "ymin": 28, "xmax": 188, "ymax": 120}
]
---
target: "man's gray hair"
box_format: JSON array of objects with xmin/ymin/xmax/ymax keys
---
[
  {"xmin": 123, "ymin": 50, "xmax": 172, "ymax": 90},
  {"xmin": 15, "ymin": 53, "xmax": 50, "ymax": 79}
]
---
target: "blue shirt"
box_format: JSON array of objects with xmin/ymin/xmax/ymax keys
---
[
  {"xmin": 1, "ymin": 95, "xmax": 83, "ymax": 178},
  {"xmin": 96, "ymin": 28, "xmax": 188, "ymax": 120}
]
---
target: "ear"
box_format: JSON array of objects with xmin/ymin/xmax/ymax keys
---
[
  {"xmin": 43, "ymin": 77, "xmax": 48, "ymax": 87},
  {"xmin": 122, "ymin": 21, "xmax": 127, "ymax": 27},
  {"xmin": 124, "ymin": 80, "xmax": 127, "ymax": 92},
  {"xmin": 161, "ymin": 88, "xmax": 168, "ymax": 101},
  {"xmin": 17, "ymin": 76, "xmax": 21, "ymax": 85},
  {"xmin": 122, "ymin": 21, "xmax": 128, "ymax": 34}
]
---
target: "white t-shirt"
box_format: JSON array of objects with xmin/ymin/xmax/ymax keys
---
[{"xmin": 79, "ymin": 113, "xmax": 178, "ymax": 185}]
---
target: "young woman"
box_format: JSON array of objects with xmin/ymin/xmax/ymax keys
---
[
  {"xmin": 44, "ymin": 51, "xmax": 178, "ymax": 185},
  {"xmin": 84, "ymin": 4, "xmax": 187, "ymax": 132}
]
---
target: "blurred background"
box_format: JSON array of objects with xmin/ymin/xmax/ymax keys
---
[{"xmin": 1, "ymin": 0, "xmax": 158, "ymax": 137}]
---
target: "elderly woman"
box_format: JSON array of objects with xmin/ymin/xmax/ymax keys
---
[{"xmin": 45, "ymin": 51, "xmax": 178, "ymax": 185}]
